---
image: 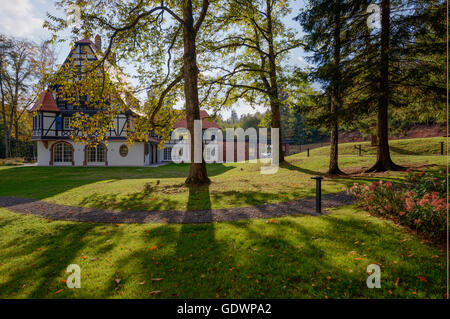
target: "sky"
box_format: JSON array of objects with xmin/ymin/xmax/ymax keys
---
[{"xmin": 0, "ymin": 0, "xmax": 310, "ymax": 120}]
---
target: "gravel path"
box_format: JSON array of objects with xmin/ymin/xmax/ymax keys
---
[{"xmin": 0, "ymin": 192, "xmax": 353, "ymax": 224}]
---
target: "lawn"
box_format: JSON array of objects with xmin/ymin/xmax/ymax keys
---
[
  {"xmin": 0, "ymin": 137, "xmax": 446, "ymax": 211},
  {"xmin": 0, "ymin": 137, "xmax": 446, "ymax": 298},
  {"xmin": 0, "ymin": 205, "xmax": 445, "ymax": 298}
]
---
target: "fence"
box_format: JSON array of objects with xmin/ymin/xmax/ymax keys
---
[{"xmin": 289, "ymin": 142, "xmax": 329, "ymax": 155}]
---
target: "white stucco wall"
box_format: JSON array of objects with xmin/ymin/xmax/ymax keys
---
[
  {"xmin": 36, "ymin": 140, "xmax": 145, "ymax": 167},
  {"xmin": 107, "ymin": 141, "xmax": 145, "ymax": 166},
  {"xmin": 37, "ymin": 141, "xmax": 51, "ymax": 166}
]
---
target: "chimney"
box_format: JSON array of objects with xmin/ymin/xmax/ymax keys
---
[{"xmin": 94, "ymin": 34, "xmax": 102, "ymax": 52}]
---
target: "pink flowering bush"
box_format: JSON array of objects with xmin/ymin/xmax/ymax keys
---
[{"xmin": 351, "ymin": 170, "xmax": 447, "ymax": 240}]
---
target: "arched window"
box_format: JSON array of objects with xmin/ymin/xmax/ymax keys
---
[
  {"xmin": 87, "ymin": 144, "xmax": 106, "ymax": 162},
  {"xmin": 53, "ymin": 142, "xmax": 73, "ymax": 163}
]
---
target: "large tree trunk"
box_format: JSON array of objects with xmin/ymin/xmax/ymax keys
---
[
  {"xmin": 0, "ymin": 93, "xmax": 8, "ymax": 158},
  {"xmin": 183, "ymin": 0, "xmax": 210, "ymax": 185},
  {"xmin": 0, "ymin": 58, "xmax": 9, "ymax": 158},
  {"xmin": 14, "ymin": 118, "xmax": 19, "ymax": 157},
  {"xmin": 328, "ymin": 0, "xmax": 344, "ymax": 175},
  {"xmin": 367, "ymin": 0, "xmax": 403, "ymax": 172},
  {"xmin": 266, "ymin": 0, "xmax": 284, "ymax": 164}
]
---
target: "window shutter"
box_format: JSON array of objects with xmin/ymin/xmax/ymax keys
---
[{"xmin": 56, "ymin": 117, "xmax": 62, "ymax": 130}]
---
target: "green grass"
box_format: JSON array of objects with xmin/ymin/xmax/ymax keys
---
[
  {"xmin": 308, "ymin": 136, "xmax": 447, "ymax": 156},
  {"xmin": 0, "ymin": 137, "xmax": 446, "ymax": 298},
  {"xmin": 0, "ymin": 137, "xmax": 446, "ymax": 212},
  {"xmin": 0, "ymin": 206, "xmax": 445, "ymax": 298}
]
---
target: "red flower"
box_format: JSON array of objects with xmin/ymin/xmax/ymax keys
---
[{"xmin": 405, "ymin": 197, "xmax": 415, "ymax": 212}]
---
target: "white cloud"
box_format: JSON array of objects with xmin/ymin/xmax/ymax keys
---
[
  {"xmin": 0, "ymin": 0, "xmax": 44, "ymax": 37},
  {"xmin": 297, "ymin": 55, "xmax": 312, "ymax": 68}
]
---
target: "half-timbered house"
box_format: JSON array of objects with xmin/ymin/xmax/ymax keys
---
[{"xmin": 31, "ymin": 37, "xmax": 164, "ymax": 166}]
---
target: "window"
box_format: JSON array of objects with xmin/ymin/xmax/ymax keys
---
[
  {"xmin": 53, "ymin": 143, "xmax": 72, "ymax": 163},
  {"xmin": 64, "ymin": 117, "xmax": 72, "ymax": 130},
  {"xmin": 164, "ymin": 147, "xmax": 172, "ymax": 161},
  {"xmin": 87, "ymin": 144, "xmax": 106, "ymax": 162},
  {"xmin": 119, "ymin": 144, "xmax": 128, "ymax": 157}
]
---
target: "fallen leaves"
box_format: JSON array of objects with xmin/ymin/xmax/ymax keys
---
[
  {"xmin": 54, "ymin": 289, "xmax": 64, "ymax": 295},
  {"xmin": 149, "ymin": 290, "xmax": 161, "ymax": 295},
  {"xmin": 149, "ymin": 245, "xmax": 158, "ymax": 251},
  {"xmin": 417, "ymin": 275, "xmax": 427, "ymax": 282}
]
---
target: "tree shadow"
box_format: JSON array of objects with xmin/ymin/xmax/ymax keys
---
[
  {"xmin": 0, "ymin": 163, "xmax": 234, "ymax": 202},
  {"xmin": 389, "ymin": 146, "xmax": 422, "ymax": 156},
  {"xmin": 283, "ymin": 161, "xmax": 324, "ymax": 176},
  {"xmin": 0, "ymin": 218, "xmax": 107, "ymax": 298}
]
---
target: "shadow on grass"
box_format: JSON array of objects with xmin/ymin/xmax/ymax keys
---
[
  {"xmin": 0, "ymin": 163, "xmax": 234, "ymax": 202},
  {"xmin": 0, "ymin": 203, "xmax": 444, "ymax": 298}
]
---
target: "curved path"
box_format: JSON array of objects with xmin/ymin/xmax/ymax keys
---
[{"xmin": 0, "ymin": 193, "xmax": 353, "ymax": 224}]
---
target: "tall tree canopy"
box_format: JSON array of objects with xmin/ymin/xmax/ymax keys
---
[
  {"xmin": 46, "ymin": 0, "xmax": 231, "ymax": 185},
  {"xmin": 201, "ymin": 0, "xmax": 311, "ymax": 164}
]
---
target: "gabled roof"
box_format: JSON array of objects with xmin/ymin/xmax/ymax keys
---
[
  {"xmin": 173, "ymin": 110, "xmax": 220, "ymax": 129},
  {"xmin": 30, "ymin": 90, "xmax": 59, "ymax": 112}
]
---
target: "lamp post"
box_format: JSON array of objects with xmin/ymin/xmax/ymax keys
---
[{"xmin": 311, "ymin": 176, "xmax": 323, "ymax": 213}]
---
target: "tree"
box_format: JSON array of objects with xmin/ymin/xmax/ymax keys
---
[
  {"xmin": 0, "ymin": 35, "xmax": 12, "ymax": 158},
  {"xmin": 46, "ymin": 0, "xmax": 227, "ymax": 185},
  {"xmin": 202, "ymin": 0, "xmax": 306, "ymax": 164},
  {"xmin": 0, "ymin": 36, "xmax": 39, "ymax": 158},
  {"xmin": 295, "ymin": 0, "xmax": 354, "ymax": 175},
  {"xmin": 342, "ymin": 0, "xmax": 444, "ymax": 171},
  {"xmin": 364, "ymin": 0, "xmax": 402, "ymax": 171}
]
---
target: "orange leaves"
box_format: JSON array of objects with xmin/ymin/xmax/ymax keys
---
[
  {"xmin": 149, "ymin": 245, "xmax": 158, "ymax": 251},
  {"xmin": 417, "ymin": 275, "xmax": 427, "ymax": 282},
  {"xmin": 54, "ymin": 289, "xmax": 64, "ymax": 295}
]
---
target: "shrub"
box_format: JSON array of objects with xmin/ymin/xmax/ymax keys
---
[{"xmin": 351, "ymin": 170, "xmax": 447, "ymax": 241}]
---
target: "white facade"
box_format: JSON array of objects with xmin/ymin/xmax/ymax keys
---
[{"xmin": 36, "ymin": 140, "xmax": 154, "ymax": 167}]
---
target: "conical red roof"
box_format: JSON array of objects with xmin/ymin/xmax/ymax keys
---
[{"xmin": 30, "ymin": 90, "xmax": 59, "ymax": 112}]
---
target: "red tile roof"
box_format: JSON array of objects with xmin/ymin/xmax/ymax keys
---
[
  {"xmin": 30, "ymin": 91, "xmax": 59, "ymax": 112},
  {"xmin": 173, "ymin": 110, "xmax": 220, "ymax": 129},
  {"xmin": 75, "ymin": 38, "xmax": 94, "ymax": 45}
]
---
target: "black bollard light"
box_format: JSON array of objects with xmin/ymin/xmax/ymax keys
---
[
  {"xmin": 307, "ymin": 148, "xmax": 310, "ymax": 157},
  {"xmin": 311, "ymin": 176, "xmax": 323, "ymax": 213},
  {"xmin": 441, "ymin": 142, "xmax": 444, "ymax": 155},
  {"xmin": 358, "ymin": 144, "xmax": 362, "ymax": 157}
]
